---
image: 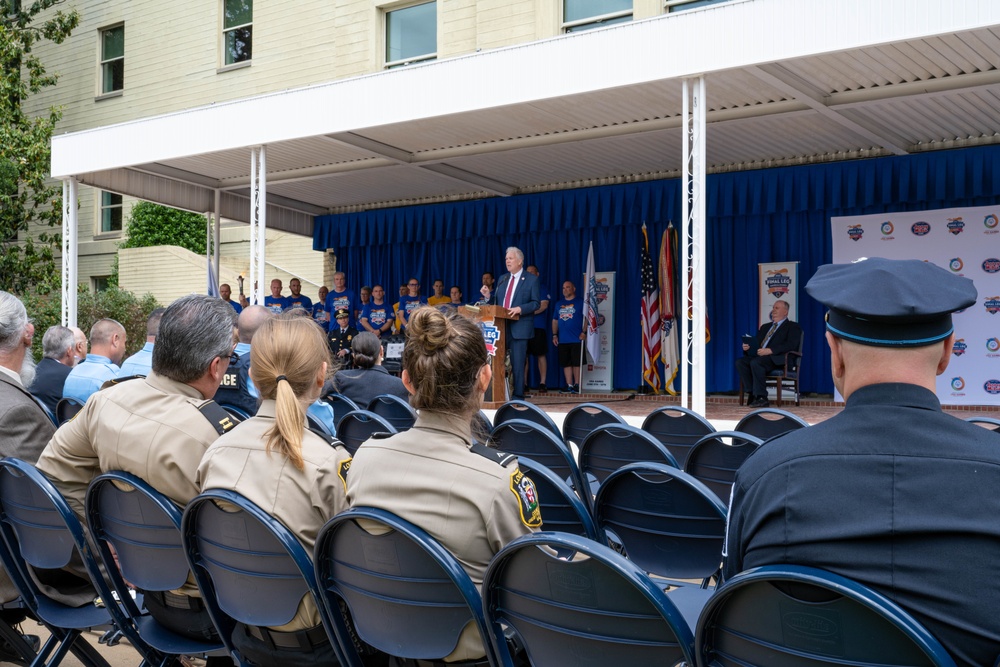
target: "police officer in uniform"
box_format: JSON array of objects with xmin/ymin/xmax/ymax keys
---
[
  {"xmin": 724, "ymin": 257, "xmax": 1000, "ymax": 667},
  {"xmin": 348, "ymin": 307, "xmax": 539, "ymax": 665},
  {"xmin": 215, "ymin": 304, "xmax": 272, "ymax": 416},
  {"xmin": 328, "ymin": 308, "xmax": 358, "ymax": 366},
  {"xmin": 36, "ymin": 295, "xmax": 237, "ymax": 661}
]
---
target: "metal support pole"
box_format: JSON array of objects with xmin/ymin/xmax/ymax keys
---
[
  {"xmin": 249, "ymin": 146, "xmax": 268, "ymax": 305},
  {"xmin": 61, "ymin": 178, "xmax": 78, "ymax": 327},
  {"xmin": 682, "ymin": 76, "xmax": 707, "ymax": 416},
  {"xmin": 213, "ymin": 189, "xmax": 222, "ymax": 283},
  {"xmin": 681, "ymin": 80, "xmax": 690, "ymax": 410}
]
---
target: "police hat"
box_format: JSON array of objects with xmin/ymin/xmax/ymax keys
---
[
  {"xmin": 805, "ymin": 257, "xmax": 977, "ymax": 347},
  {"xmin": 334, "ymin": 308, "xmax": 350, "ymax": 319}
]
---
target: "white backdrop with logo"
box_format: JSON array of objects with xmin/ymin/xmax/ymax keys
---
[
  {"xmin": 758, "ymin": 261, "xmax": 799, "ymax": 325},
  {"xmin": 581, "ymin": 271, "xmax": 615, "ymax": 391},
  {"xmin": 831, "ymin": 204, "xmax": 1000, "ymax": 406}
]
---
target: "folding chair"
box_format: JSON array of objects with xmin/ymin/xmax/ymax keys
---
[
  {"xmin": 734, "ymin": 407, "xmax": 809, "ymax": 441},
  {"xmin": 30, "ymin": 394, "xmax": 59, "ymax": 427},
  {"xmin": 315, "ymin": 506, "xmax": 503, "ymax": 667},
  {"xmin": 216, "ymin": 403, "xmax": 251, "ymax": 422},
  {"xmin": 320, "ymin": 393, "xmax": 360, "ymax": 431},
  {"xmin": 366, "ymin": 393, "xmax": 417, "ymax": 431},
  {"xmin": 335, "ymin": 410, "xmax": 397, "ymax": 456},
  {"xmin": 515, "ymin": 457, "xmax": 598, "ymax": 540},
  {"xmin": 85, "ymin": 471, "xmax": 226, "ymax": 666},
  {"xmin": 490, "ymin": 419, "xmax": 587, "ymax": 506},
  {"xmin": 55, "ymin": 398, "xmax": 84, "ymax": 425},
  {"xmin": 696, "ymin": 564, "xmax": 957, "ymax": 666},
  {"xmin": 483, "ymin": 532, "xmax": 696, "ymax": 666},
  {"xmin": 578, "ymin": 423, "xmax": 680, "ymax": 496},
  {"xmin": 492, "ymin": 400, "xmax": 561, "ymax": 440},
  {"xmin": 562, "ymin": 402, "xmax": 627, "ymax": 448},
  {"xmin": 966, "ymin": 416, "xmax": 1000, "ymax": 433},
  {"xmin": 641, "ymin": 405, "xmax": 715, "ymax": 469},
  {"xmin": 684, "ymin": 431, "xmax": 764, "ymax": 505},
  {"xmin": 471, "ymin": 410, "xmax": 494, "ymax": 443},
  {"xmin": 182, "ymin": 489, "xmax": 350, "ymax": 667}
]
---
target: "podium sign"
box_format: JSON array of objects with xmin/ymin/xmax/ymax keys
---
[{"xmin": 460, "ymin": 305, "xmax": 516, "ymax": 408}]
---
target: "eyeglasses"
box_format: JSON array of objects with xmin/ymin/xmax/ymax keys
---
[{"xmin": 408, "ymin": 283, "xmax": 419, "ymax": 286}]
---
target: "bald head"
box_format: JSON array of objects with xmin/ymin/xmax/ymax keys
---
[
  {"xmin": 237, "ymin": 305, "xmax": 273, "ymax": 344},
  {"xmin": 89, "ymin": 319, "xmax": 127, "ymax": 365}
]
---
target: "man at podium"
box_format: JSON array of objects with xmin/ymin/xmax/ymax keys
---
[{"xmin": 480, "ymin": 247, "xmax": 540, "ymax": 400}]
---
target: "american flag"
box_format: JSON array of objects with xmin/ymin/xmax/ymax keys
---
[{"xmin": 640, "ymin": 223, "xmax": 661, "ymax": 392}]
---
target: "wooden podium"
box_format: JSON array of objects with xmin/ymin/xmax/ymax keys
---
[{"xmin": 460, "ymin": 304, "xmax": 517, "ymax": 409}]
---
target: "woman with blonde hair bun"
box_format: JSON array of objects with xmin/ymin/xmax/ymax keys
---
[
  {"xmin": 347, "ymin": 307, "xmax": 541, "ymax": 664},
  {"xmin": 197, "ymin": 316, "xmax": 352, "ymax": 667}
]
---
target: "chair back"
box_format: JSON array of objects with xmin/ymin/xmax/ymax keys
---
[
  {"xmin": 966, "ymin": 416, "xmax": 1000, "ymax": 433},
  {"xmin": 483, "ymin": 532, "xmax": 695, "ymax": 666},
  {"xmin": 471, "ymin": 410, "xmax": 493, "ymax": 442},
  {"xmin": 579, "ymin": 424, "xmax": 680, "ymax": 489},
  {"xmin": 490, "ymin": 419, "xmax": 585, "ymax": 499},
  {"xmin": 314, "ymin": 507, "xmax": 499, "ymax": 666},
  {"xmin": 641, "ymin": 406, "xmax": 715, "ymax": 468},
  {"xmin": 55, "ymin": 397, "xmax": 84, "ymax": 425},
  {"xmin": 683, "ymin": 431, "xmax": 764, "ymax": 505},
  {"xmin": 696, "ymin": 565, "xmax": 958, "ymax": 667},
  {"xmin": 321, "ymin": 393, "xmax": 360, "ymax": 431},
  {"xmin": 366, "ymin": 393, "xmax": 417, "ymax": 431},
  {"xmin": 515, "ymin": 457, "xmax": 598, "ymax": 540},
  {"xmin": 562, "ymin": 402, "xmax": 627, "ymax": 447},
  {"xmin": 594, "ymin": 462, "xmax": 726, "ymax": 581},
  {"xmin": 182, "ymin": 489, "xmax": 347, "ymax": 664},
  {"xmin": 336, "ymin": 410, "xmax": 397, "ymax": 456},
  {"xmin": 493, "ymin": 400, "xmax": 561, "ymax": 439},
  {"xmin": 217, "ymin": 403, "xmax": 250, "ymax": 422},
  {"xmin": 307, "ymin": 412, "xmax": 334, "ymax": 437},
  {"xmin": 30, "ymin": 394, "xmax": 58, "ymax": 427},
  {"xmin": 735, "ymin": 408, "xmax": 809, "ymax": 441}
]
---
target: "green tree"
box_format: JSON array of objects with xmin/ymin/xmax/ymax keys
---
[{"xmin": 0, "ymin": 1, "xmax": 79, "ymax": 295}]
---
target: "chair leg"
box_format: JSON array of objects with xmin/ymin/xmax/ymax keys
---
[
  {"xmin": 738, "ymin": 381, "xmax": 745, "ymax": 406},
  {"xmin": 774, "ymin": 382, "xmax": 782, "ymax": 408}
]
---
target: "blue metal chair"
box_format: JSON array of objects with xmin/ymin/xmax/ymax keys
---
[
  {"xmin": 471, "ymin": 409, "xmax": 494, "ymax": 443},
  {"xmin": 695, "ymin": 564, "xmax": 958, "ymax": 666},
  {"xmin": 182, "ymin": 488, "xmax": 351, "ymax": 667},
  {"xmin": 578, "ymin": 424, "xmax": 680, "ymax": 499},
  {"xmin": 0, "ymin": 458, "xmax": 115, "ymax": 667},
  {"xmin": 335, "ymin": 410, "xmax": 397, "ymax": 456},
  {"xmin": 216, "ymin": 403, "xmax": 251, "ymax": 422},
  {"xmin": 55, "ymin": 397, "xmax": 84, "ymax": 425},
  {"xmin": 641, "ymin": 405, "xmax": 716, "ymax": 469},
  {"xmin": 367, "ymin": 393, "xmax": 417, "ymax": 431},
  {"xmin": 85, "ymin": 471, "xmax": 227, "ymax": 667},
  {"xmin": 493, "ymin": 400, "xmax": 561, "ymax": 440},
  {"xmin": 482, "ymin": 531, "xmax": 696, "ymax": 666},
  {"xmin": 30, "ymin": 394, "xmax": 59, "ymax": 427},
  {"xmin": 490, "ymin": 419, "xmax": 587, "ymax": 505},
  {"xmin": 734, "ymin": 407, "xmax": 809, "ymax": 441},
  {"xmin": 683, "ymin": 431, "xmax": 764, "ymax": 506},
  {"xmin": 321, "ymin": 392, "xmax": 360, "ymax": 431},
  {"xmin": 966, "ymin": 416, "xmax": 1000, "ymax": 433},
  {"xmin": 562, "ymin": 402, "xmax": 627, "ymax": 448},
  {"xmin": 514, "ymin": 457, "xmax": 598, "ymax": 540},
  {"xmin": 314, "ymin": 506, "xmax": 505, "ymax": 667}
]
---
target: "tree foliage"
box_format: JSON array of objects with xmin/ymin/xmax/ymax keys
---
[
  {"xmin": 0, "ymin": 1, "xmax": 79, "ymax": 295},
  {"xmin": 121, "ymin": 201, "xmax": 208, "ymax": 254}
]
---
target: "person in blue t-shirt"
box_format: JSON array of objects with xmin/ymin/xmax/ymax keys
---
[
  {"xmin": 360, "ymin": 285, "xmax": 393, "ymax": 338},
  {"xmin": 312, "ymin": 286, "xmax": 330, "ymax": 328},
  {"xmin": 551, "ymin": 281, "xmax": 584, "ymax": 393},
  {"xmin": 263, "ymin": 278, "xmax": 289, "ymax": 315},
  {"xmin": 219, "ymin": 283, "xmax": 242, "ymax": 314},
  {"xmin": 285, "ymin": 278, "xmax": 313, "ymax": 312},
  {"xmin": 324, "ymin": 272, "xmax": 357, "ymax": 331},
  {"xmin": 397, "ymin": 278, "xmax": 428, "ymax": 333}
]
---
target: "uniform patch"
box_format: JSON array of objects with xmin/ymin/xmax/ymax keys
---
[
  {"xmin": 509, "ymin": 469, "xmax": 541, "ymax": 528},
  {"xmin": 338, "ymin": 458, "xmax": 352, "ymax": 492}
]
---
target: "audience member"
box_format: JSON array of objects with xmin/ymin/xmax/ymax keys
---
[
  {"xmin": 215, "ymin": 305, "xmax": 271, "ymax": 416},
  {"xmin": 329, "ymin": 332, "xmax": 408, "ymax": 406},
  {"xmin": 348, "ymin": 307, "xmax": 539, "ymax": 663},
  {"xmin": 397, "ymin": 278, "xmax": 427, "ymax": 333},
  {"xmin": 198, "ymin": 317, "xmax": 351, "ymax": 667},
  {"xmin": 286, "ymin": 277, "xmax": 312, "ymax": 311},
  {"xmin": 62, "ymin": 318, "xmax": 126, "ymax": 404},
  {"xmin": 724, "ymin": 257, "xmax": 1000, "ymax": 667},
  {"xmin": 70, "ymin": 326, "xmax": 88, "ymax": 365},
  {"xmin": 325, "ymin": 271, "xmax": 358, "ymax": 330},
  {"xmin": 359, "ymin": 285, "xmax": 372, "ymax": 311},
  {"xmin": 264, "ymin": 278, "xmax": 289, "ymax": 315},
  {"xmin": 393, "ymin": 284, "xmax": 407, "ymax": 334},
  {"xmin": 29, "ymin": 325, "xmax": 77, "ymax": 414},
  {"xmin": 552, "ymin": 280, "xmax": 584, "ymax": 393},
  {"xmin": 119, "ymin": 308, "xmax": 166, "ymax": 378},
  {"xmin": 37, "ymin": 295, "xmax": 237, "ymax": 652},
  {"xmin": 327, "ymin": 309, "xmax": 358, "ymax": 364},
  {"xmin": 481, "ymin": 247, "xmax": 539, "ymax": 400},
  {"xmin": 447, "ymin": 285, "xmax": 464, "ymax": 310},
  {"xmin": 359, "ymin": 285, "xmax": 393, "ymax": 338},
  {"xmin": 480, "ymin": 271, "xmax": 495, "ymax": 303},
  {"xmin": 427, "ymin": 279, "xmax": 449, "ymax": 307},
  {"xmin": 525, "ymin": 265, "xmax": 551, "ymax": 391},
  {"xmin": 735, "ymin": 299, "xmax": 802, "ymax": 408},
  {"xmin": 312, "ymin": 285, "xmax": 330, "ymax": 327},
  {"xmin": 220, "ymin": 283, "xmax": 242, "ymax": 314}
]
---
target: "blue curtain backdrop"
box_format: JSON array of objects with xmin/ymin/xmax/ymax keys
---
[{"xmin": 314, "ymin": 144, "xmax": 1000, "ymax": 394}]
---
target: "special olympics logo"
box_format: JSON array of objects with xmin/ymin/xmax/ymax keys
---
[
  {"xmin": 947, "ymin": 218, "xmax": 965, "ymax": 235},
  {"xmin": 988, "ymin": 338, "xmax": 1000, "ymax": 353},
  {"xmin": 911, "ymin": 221, "xmax": 931, "ymax": 236},
  {"xmin": 953, "ymin": 339, "xmax": 967, "ymax": 356},
  {"xmin": 880, "ymin": 221, "xmax": 894, "ymax": 235},
  {"xmin": 949, "ymin": 258, "xmax": 964, "ymax": 272},
  {"xmin": 847, "ymin": 224, "xmax": 864, "ymax": 241},
  {"xmin": 986, "ymin": 296, "xmax": 1000, "ymax": 315},
  {"xmin": 984, "ymin": 379, "xmax": 1000, "ymax": 395},
  {"xmin": 983, "ymin": 258, "xmax": 1000, "ymax": 274},
  {"xmin": 985, "ymin": 214, "xmax": 999, "ymax": 229},
  {"xmin": 951, "ymin": 377, "xmax": 965, "ymax": 391}
]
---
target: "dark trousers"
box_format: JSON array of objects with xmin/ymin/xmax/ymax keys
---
[
  {"xmin": 231, "ymin": 623, "xmax": 340, "ymax": 667},
  {"xmin": 508, "ymin": 337, "xmax": 528, "ymax": 399},
  {"xmin": 735, "ymin": 355, "xmax": 779, "ymax": 397},
  {"xmin": 142, "ymin": 590, "xmax": 232, "ymax": 666}
]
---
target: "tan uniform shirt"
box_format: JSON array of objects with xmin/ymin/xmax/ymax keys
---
[
  {"xmin": 347, "ymin": 410, "xmax": 539, "ymax": 661},
  {"xmin": 197, "ymin": 399, "xmax": 352, "ymax": 632}
]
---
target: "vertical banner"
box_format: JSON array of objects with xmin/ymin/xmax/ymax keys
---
[
  {"xmin": 757, "ymin": 262, "xmax": 799, "ymax": 324},
  {"xmin": 831, "ymin": 204, "xmax": 1000, "ymax": 406},
  {"xmin": 581, "ymin": 271, "xmax": 615, "ymax": 391},
  {"xmin": 659, "ymin": 226, "xmax": 679, "ymax": 395},
  {"xmin": 584, "ymin": 242, "xmax": 601, "ymax": 363}
]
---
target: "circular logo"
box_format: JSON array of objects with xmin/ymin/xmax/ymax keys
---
[
  {"xmin": 985, "ymin": 380, "xmax": 1000, "ymax": 395},
  {"xmin": 986, "ymin": 214, "xmax": 999, "ymax": 229},
  {"xmin": 983, "ymin": 258, "xmax": 1000, "ymax": 274},
  {"xmin": 911, "ymin": 221, "xmax": 931, "ymax": 236},
  {"xmin": 952, "ymin": 377, "xmax": 965, "ymax": 391},
  {"xmin": 949, "ymin": 258, "xmax": 964, "ymax": 272},
  {"xmin": 880, "ymin": 221, "xmax": 894, "ymax": 235},
  {"xmin": 988, "ymin": 338, "xmax": 1000, "ymax": 353}
]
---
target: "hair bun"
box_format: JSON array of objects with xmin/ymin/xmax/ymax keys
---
[{"xmin": 407, "ymin": 308, "xmax": 452, "ymax": 353}]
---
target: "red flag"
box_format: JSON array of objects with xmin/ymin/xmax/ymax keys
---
[
  {"xmin": 641, "ymin": 224, "xmax": 661, "ymax": 392},
  {"xmin": 659, "ymin": 226, "xmax": 679, "ymax": 395}
]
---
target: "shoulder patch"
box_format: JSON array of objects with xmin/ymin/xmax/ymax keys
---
[
  {"xmin": 337, "ymin": 458, "xmax": 352, "ymax": 493},
  {"xmin": 509, "ymin": 469, "xmax": 542, "ymax": 528},
  {"xmin": 470, "ymin": 442, "xmax": 516, "ymax": 467},
  {"xmin": 198, "ymin": 400, "xmax": 238, "ymax": 435},
  {"xmin": 101, "ymin": 374, "xmax": 145, "ymax": 390}
]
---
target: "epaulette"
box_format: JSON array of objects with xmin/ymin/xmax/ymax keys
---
[
  {"xmin": 101, "ymin": 374, "xmax": 145, "ymax": 390},
  {"xmin": 370, "ymin": 431, "xmax": 394, "ymax": 440},
  {"xmin": 470, "ymin": 442, "xmax": 516, "ymax": 467},
  {"xmin": 198, "ymin": 400, "xmax": 238, "ymax": 435},
  {"xmin": 307, "ymin": 426, "xmax": 337, "ymax": 446}
]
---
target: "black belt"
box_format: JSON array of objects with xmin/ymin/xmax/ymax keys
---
[
  {"xmin": 144, "ymin": 589, "xmax": 204, "ymax": 611},
  {"xmin": 243, "ymin": 622, "xmax": 329, "ymax": 650}
]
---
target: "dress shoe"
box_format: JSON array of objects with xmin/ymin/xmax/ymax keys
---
[
  {"xmin": 750, "ymin": 397, "xmax": 770, "ymax": 408},
  {"xmin": 538, "ymin": 383, "xmax": 547, "ymax": 393}
]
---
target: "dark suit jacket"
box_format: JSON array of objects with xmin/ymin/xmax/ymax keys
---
[
  {"xmin": 331, "ymin": 366, "xmax": 409, "ymax": 408},
  {"xmin": 29, "ymin": 357, "xmax": 72, "ymax": 414},
  {"xmin": 745, "ymin": 319, "xmax": 801, "ymax": 365},
  {"xmin": 489, "ymin": 271, "xmax": 541, "ymax": 340}
]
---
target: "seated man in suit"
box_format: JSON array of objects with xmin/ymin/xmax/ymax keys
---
[
  {"xmin": 735, "ymin": 299, "xmax": 801, "ymax": 408},
  {"xmin": 30, "ymin": 325, "xmax": 77, "ymax": 414}
]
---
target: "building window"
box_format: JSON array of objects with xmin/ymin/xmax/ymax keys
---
[
  {"xmin": 100, "ymin": 24, "xmax": 124, "ymax": 94},
  {"xmin": 666, "ymin": 0, "xmax": 732, "ymax": 12},
  {"xmin": 223, "ymin": 0, "xmax": 252, "ymax": 65},
  {"xmin": 385, "ymin": 2, "xmax": 436, "ymax": 69},
  {"xmin": 99, "ymin": 191, "xmax": 123, "ymax": 234},
  {"xmin": 564, "ymin": 0, "xmax": 631, "ymax": 32},
  {"xmin": 92, "ymin": 276, "xmax": 111, "ymax": 292}
]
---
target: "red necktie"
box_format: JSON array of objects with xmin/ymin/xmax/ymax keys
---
[{"xmin": 503, "ymin": 277, "xmax": 515, "ymax": 308}]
